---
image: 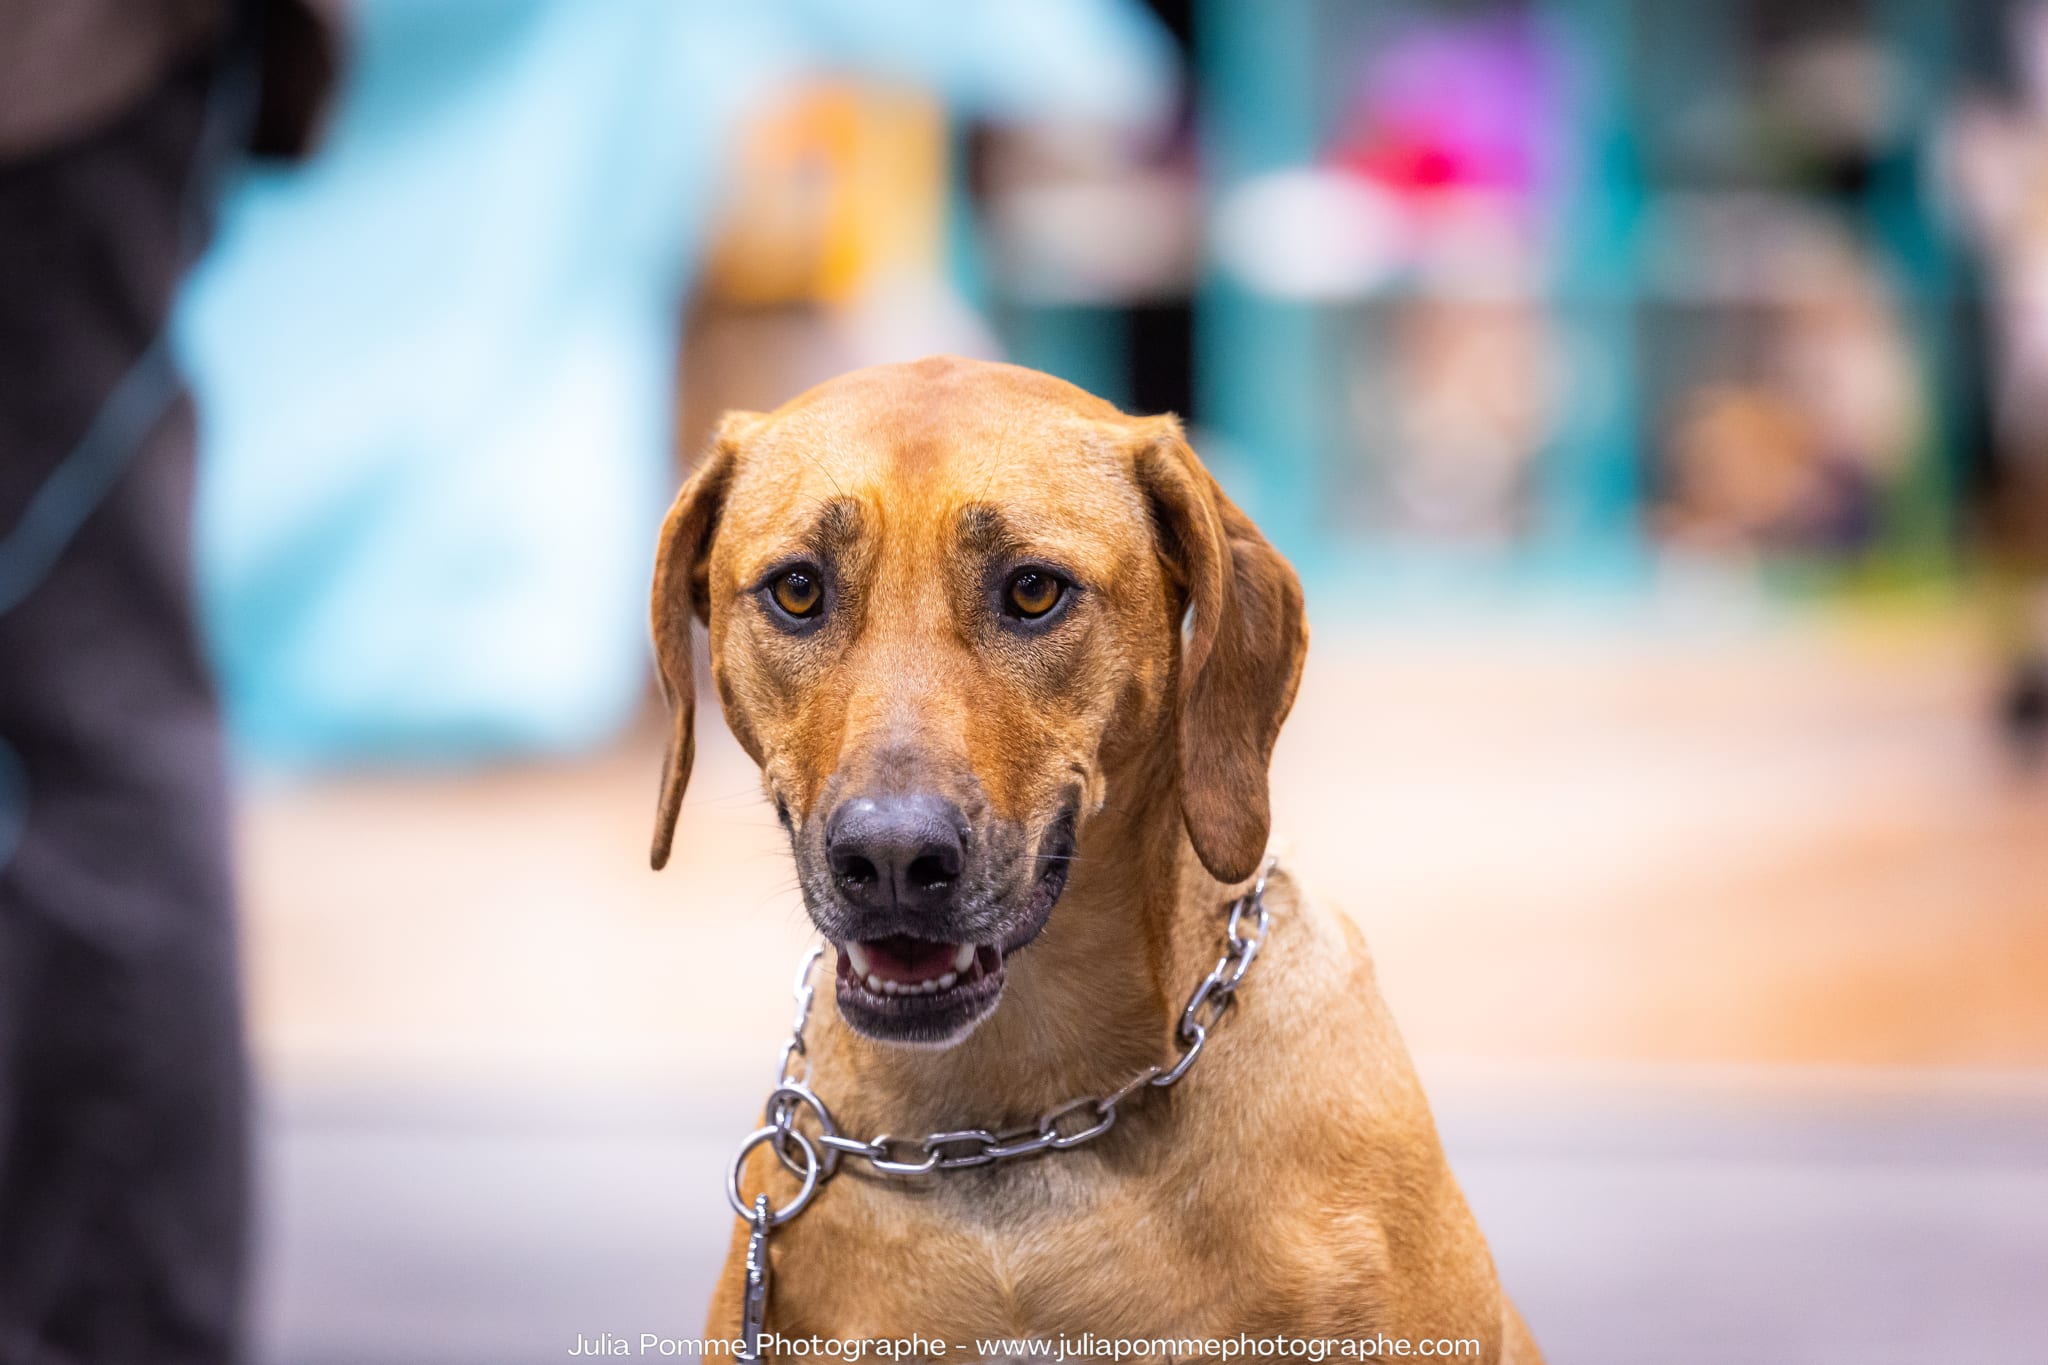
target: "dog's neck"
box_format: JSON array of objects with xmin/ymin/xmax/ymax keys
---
[{"xmin": 805, "ymin": 752, "xmax": 1230, "ymax": 1136}]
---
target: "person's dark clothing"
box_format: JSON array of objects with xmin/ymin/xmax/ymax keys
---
[
  {"xmin": 0, "ymin": 54, "xmax": 246, "ymax": 1363},
  {"xmin": 0, "ymin": 4, "xmax": 339, "ymax": 1361}
]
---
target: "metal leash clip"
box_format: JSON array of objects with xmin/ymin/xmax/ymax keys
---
[
  {"xmin": 726, "ymin": 1122, "xmax": 821, "ymax": 1360},
  {"xmin": 737, "ymin": 1195, "xmax": 772, "ymax": 1363}
]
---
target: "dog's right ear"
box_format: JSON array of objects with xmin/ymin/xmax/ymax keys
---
[{"xmin": 649, "ymin": 412, "xmax": 757, "ymax": 871}]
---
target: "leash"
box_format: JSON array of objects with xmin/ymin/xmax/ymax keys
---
[{"xmin": 723, "ymin": 856, "xmax": 1280, "ymax": 1360}]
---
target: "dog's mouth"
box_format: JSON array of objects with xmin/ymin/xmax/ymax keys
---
[
  {"xmin": 837, "ymin": 933, "xmax": 1001, "ymax": 997},
  {"xmin": 840, "ymin": 937, "xmax": 1001, "ymax": 997},
  {"xmin": 830, "ymin": 809, "xmax": 1075, "ymax": 1046},
  {"xmin": 833, "ymin": 936, "xmax": 1007, "ymax": 1047}
]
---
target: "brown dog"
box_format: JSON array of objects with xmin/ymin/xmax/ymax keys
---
[{"xmin": 651, "ymin": 357, "xmax": 1540, "ymax": 1361}]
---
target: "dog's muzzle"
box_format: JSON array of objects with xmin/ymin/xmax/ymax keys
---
[{"xmin": 809, "ymin": 796, "xmax": 1077, "ymax": 1046}]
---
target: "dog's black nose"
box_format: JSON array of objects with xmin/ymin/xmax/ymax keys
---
[{"xmin": 826, "ymin": 793, "xmax": 966, "ymax": 911}]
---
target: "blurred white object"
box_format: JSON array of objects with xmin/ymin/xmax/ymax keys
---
[{"xmin": 1211, "ymin": 169, "xmax": 1406, "ymax": 300}]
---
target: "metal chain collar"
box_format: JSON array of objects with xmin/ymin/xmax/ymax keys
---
[{"xmin": 723, "ymin": 858, "xmax": 1278, "ymax": 1357}]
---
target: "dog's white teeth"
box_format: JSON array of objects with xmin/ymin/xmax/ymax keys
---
[
  {"xmin": 951, "ymin": 942, "xmax": 974, "ymax": 973},
  {"xmin": 853, "ymin": 953, "xmax": 962, "ymax": 997}
]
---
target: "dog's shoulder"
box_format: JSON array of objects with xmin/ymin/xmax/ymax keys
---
[{"xmin": 1258, "ymin": 861, "xmax": 1382, "ymax": 992}]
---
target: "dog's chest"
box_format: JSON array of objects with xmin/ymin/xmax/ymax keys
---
[{"xmin": 762, "ymin": 1151, "xmax": 1389, "ymax": 1346}]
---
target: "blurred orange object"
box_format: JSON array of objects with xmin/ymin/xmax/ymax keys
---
[{"xmin": 703, "ymin": 82, "xmax": 947, "ymax": 306}]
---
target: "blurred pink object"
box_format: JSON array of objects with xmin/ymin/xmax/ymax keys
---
[{"xmin": 1328, "ymin": 12, "xmax": 1567, "ymax": 207}]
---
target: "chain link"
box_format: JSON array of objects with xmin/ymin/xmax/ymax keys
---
[{"xmin": 728, "ymin": 857, "xmax": 1278, "ymax": 1223}]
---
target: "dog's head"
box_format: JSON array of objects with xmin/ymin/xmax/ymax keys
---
[{"xmin": 650, "ymin": 358, "xmax": 1305, "ymax": 1046}]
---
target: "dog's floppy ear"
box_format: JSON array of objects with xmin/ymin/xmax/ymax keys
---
[
  {"xmin": 1134, "ymin": 417, "xmax": 1308, "ymax": 884},
  {"xmin": 649, "ymin": 413, "xmax": 756, "ymax": 871}
]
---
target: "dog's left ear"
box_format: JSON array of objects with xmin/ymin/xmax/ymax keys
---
[
  {"xmin": 648, "ymin": 412, "xmax": 756, "ymax": 871},
  {"xmin": 1132, "ymin": 417, "xmax": 1308, "ymax": 884}
]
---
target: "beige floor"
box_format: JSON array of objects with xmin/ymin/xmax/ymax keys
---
[{"xmin": 236, "ymin": 607, "xmax": 2048, "ymax": 1096}]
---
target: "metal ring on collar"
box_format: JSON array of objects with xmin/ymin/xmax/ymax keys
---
[
  {"xmin": 983, "ymin": 1129, "xmax": 1056, "ymax": 1160},
  {"xmin": 1179, "ymin": 969, "xmax": 1230, "ymax": 1043},
  {"xmin": 1228, "ymin": 859, "xmax": 1277, "ymax": 953},
  {"xmin": 728, "ymin": 1125, "xmax": 820, "ymax": 1225},
  {"xmin": 922, "ymin": 1128, "xmax": 1000, "ymax": 1169},
  {"xmin": 1153, "ymin": 1023, "xmax": 1206, "ymax": 1087},
  {"xmin": 1040, "ymin": 1096, "xmax": 1116, "ymax": 1149},
  {"xmin": 865, "ymin": 1134, "xmax": 941, "ymax": 1176},
  {"xmin": 766, "ymin": 1080, "xmax": 841, "ymax": 1179}
]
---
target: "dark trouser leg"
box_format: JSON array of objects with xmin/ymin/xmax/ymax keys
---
[{"xmin": 0, "ymin": 58, "xmax": 249, "ymax": 1365}]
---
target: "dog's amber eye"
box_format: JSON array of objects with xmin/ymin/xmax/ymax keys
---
[
  {"xmin": 770, "ymin": 569, "xmax": 823, "ymax": 618},
  {"xmin": 1006, "ymin": 570, "xmax": 1064, "ymax": 619}
]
